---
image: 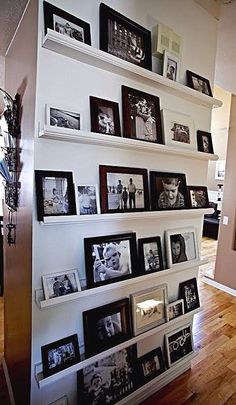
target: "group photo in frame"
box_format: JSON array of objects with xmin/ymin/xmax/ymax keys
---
[
  {"xmin": 166, "ymin": 299, "xmax": 184, "ymax": 321},
  {"xmin": 137, "ymin": 347, "xmax": 165, "ymax": 385},
  {"xmin": 77, "ymin": 185, "xmax": 100, "ymax": 215},
  {"xmin": 165, "ymin": 324, "xmax": 194, "ymax": 368},
  {"xmin": 197, "ymin": 130, "xmax": 214, "ymax": 154},
  {"xmin": 165, "ymin": 227, "xmax": 199, "ymax": 268},
  {"xmin": 100, "ymin": 3, "xmax": 152, "ymax": 71},
  {"xmin": 46, "ymin": 104, "xmax": 82, "ymax": 132},
  {"xmin": 161, "ymin": 109, "xmax": 196, "ymax": 150},
  {"xmin": 163, "ymin": 51, "xmax": 180, "ymax": 82},
  {"xmin": 138, "ymin": 236, "xmax": 164, "ymax": 274},
  {"xmin": 186, "ymin": 70, "xmax": 213, "ymax": 97},
  {"xmin": 42, "ymin": 269, "xmax": 81, "ymax": 300},
  {"xmin": 179, "ymin": 277, "xmax": 200, "ymax": 313},
  {"xmin": 90, "ymin": 96, "xmax": 121, "ymax": 136},
  {"xmin": 187, "ymin": 186, "xmax": 209, "ymax": 209}
]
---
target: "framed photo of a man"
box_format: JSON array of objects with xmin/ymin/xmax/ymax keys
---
[
  {"xmin": 165, "ymin": 324, "xmax": 194, "ymax": 368},
  {"xmin": 90, "ymin": 96, "xmax": 121, "ymax": 136},
  {"xmin": 197, "ymin": 130, "xmax": 214, "ymax": 154},
  {"xmin": 42, "ymin": 269, "xmax": 81, "ymax": 300},
  {"xmin": 186, "ymin": 70, "xmax": 213, "ymax": 97},
  {"xmin": 138, "ymin": 236, "xmax": 164, "ymax": 274},
  {"xmin": 137, "ymin": 347, "xmax": 165, "ymax": 385},
  {"xmin": 179, "ymin": 278, "xmax": 200, "ymax": 313},
  {"xmin": 165, "ymin": 227, "xmax": 199, "ymax": 269},
  {"xmin": 187, "ymin": 186, "xmax": 209, "ymax": 209},
  {"xmin": 163, "ymin": 51, "xmax": 180, "ymax": 82},
  {"xmin": 162, "ymin": 109, "xmax": 196, "ymax": 150}
]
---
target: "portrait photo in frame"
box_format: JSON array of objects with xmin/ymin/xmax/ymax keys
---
[
  {"xmin": 186, "ymin": 70, "xmax": 213, "ymax": 97},
  {"xmin": 137, "ymin": 347, "xmax": 165, "ymax": 386},
  {"xmin": 77, "ymin": 185, "xmax": 100, "ymax": 215},
  {"xmin": 179, "ymin": 277, "xmax": 200, "ymax": 313},
  {"xmin": 165, "ymin": 324, "xmax": 194, "ymax": 368},
  {"xmin": 161, "ymin": 109, "xmax": 196, "ymax": 150},
  {"xmin": 163, "ymin": 51, "xmax": 180, "ymax": 82},
  {"xmin": 42, "ymin": 269, "xmax": 81, "ymax": 300},
  {"xmin": 165, "ymin": 227, "xmax": 199, "ymax": 268},
  {"xmin": 197, "ymin": 130, "xmax": 214, "ymax": 154},
  {"xmin": 46, "ymin": 104, "xmax": 82, "ymax": 133},
  {"xmin": 138, "ymin": 236, "xmax": 164, "ymax": 274},
  {"xmin": 187, "ymin": 186, "xmax": 209, "ymax": 209},
  {"xmin": 90, "ymin": 96, "xmax": 121, "ymax": 136},
  {"xmin": 166, "ymin": 299, "xmax": 184, "ymax": 322}
]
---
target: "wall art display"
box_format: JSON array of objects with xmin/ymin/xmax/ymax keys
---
[
  {"xmin": 179, "ymin": 277, "xmax": 200, "ymax": 313},
  {"xmin": 100, "ymin": 3, "xmax": 152, "ymax": 70},
  {"xmin": 43, "ymin": 1, "xmax": 91, "ymax": 44},
  {"xmin": 42, "ymin": 269, "xmax": 81, "ymax": 300},
  {"xmin": 131, "ymin": 284, "xmax": 168, "ymax": 336},
  {"xmin": 186, "ymin": 70, "xmax": 213, "ymax": 97},
  {"xmin": 84, "ymin": 232, "xmax": 137, "ymax": 288},
  {"xmin": 46, "ymin": 104, "xmax": 81, "ymax": 132},
  {"xmin": 90, "ymin": 96, "xmax": 121, "ymax": 136},
  {"xmin": 163, "ymin": 50, "xmax": 180, "ymax": 82},
  {"xmin": 78, "ymin": 185, "xmax": 100, "ymax": 215},
  {"xmin": 165, "ymin": 324, "xmax": 193, "ymax": 367},
  {"xmin": 150, "ymin": 171, "xmax": 188, "ymax": 211},
  {"xmin": 215, "ymin": 159, "xmax": 225, "ymax": 180},
  {"xmin": 138, "ymin": 236, "xmax": 164, "ymax": 274},
  {"xmin": 137, "ymin": 347, "xmax": 165, "ymax": 385},
  {"xmin": 162, "ymin": 109, "xmax": 196, "ymax": 150},
  {"xmin": 100, "ymin": 165, "xmax": 149, "ymax": 213},
  {"xmin": 197, "ymin": 130, "xmax": 214, "ymax": 154},
  {"xmin": 165, "ymin": 227, "xmax": 199, "ymax": 268},
  {"xmin": 49, "ymin": 396, "xmax": 68, "ymax": 405},
  {"xmin": 166, "ymin": 299, "xmax": 184, "ymax": 321},
  {"xmin": 35, "ymin": 170, "xmax": 76, "ymax": 221},
  {"xmin": 122, "ymin": 86, "xmax": 162, "ymax": 144},
  {"xmin": 83, "ymin": 298, "xmax": 131, "ymax": 356},
  {"xmin": 41, "ymin": 334, "xmax": 80, "ymax": 377},
  {"xmin": 187, "ymin": 186, "xmax": 209, "ymax": 209}
]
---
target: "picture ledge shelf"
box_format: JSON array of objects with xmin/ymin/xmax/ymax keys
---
[
  {"xmin": 39, "ymin": 126, "xmax": 219, "ymax": 161},
  {"xmin": 42, "ymin": 30, "xmax": 222, "ymax": 109}
]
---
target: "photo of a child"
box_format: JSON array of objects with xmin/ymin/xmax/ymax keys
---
[
  {"xmin": 150, "ymin": 172, "xmax": 188, "ymax": 211},
  {"xmin": 166, "ymin": 228, "xmax": 198, "ymax": 268}
]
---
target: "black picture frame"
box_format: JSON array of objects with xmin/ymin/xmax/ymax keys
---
[
  {"xmin": 41, "ymin": 334, "xmax": 80, "ymax": 377},
  {"xmin": 83, "ymin": 298, "xmax": 131, "ymax": 356},
  {"xmin": 179, "ymin": 277, "xmax": 200, "ymax": 313},
  {"xmin": 150, "ymin": 171, "xmax": 188, "ymax": 211},
  {"xmin": 100, "ymin": 3, "xmax": 152, "ymax": 71},
  {"xmin": 187, "ymin": 186, "xmax": 209, "ymax": 209},
  {"xmin": 137, "ymin": 347, "xmax": 165, "ymax": 386},
  {"xmin": 43, "ymin": 1, "xmax": 91, "ymax": 45},
  {"xmin": 35, "ymin": 170, "xmax": 77, "ymax": 221},
  {"xmin": 90, "ymin": 96, "xmax": 121, "ymax": 136},
  {"xmin": 138, "ymin": 236, "xmax": 164, "ymax": 274},
  {"xmin": 186, "ymin": 70, "xmax": 213, "ymax": 97},
  {"xmin": 84, "ymin": 232, "xmax": 137, "ymax": 289},
  {"xmin": 197, "ymin": 130, "xmax": 214, "ymax": 154},
  {"xmin": 165, "ymin": 324, "xmax": 193, "ymax": 367},
  {"xmin": 99, "ymin": 165, "xmax": 149, "ymax": 213}
]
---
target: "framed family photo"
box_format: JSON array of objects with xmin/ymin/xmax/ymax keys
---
[
  {"xmin": 162, "ymin": 109, "xmax": 196, "ymax": 150},
  {"xmin": 100, "ymin": 3, "xmax": 152, "ymax": 71},
  {"xmin": 137, "ymin": 347, "xmax": 165, "ymax": 385},
  {"xmin": 138, "ymin": 236, "xmax": 164, "ymax": 274},
  {"xmin": 187, "ymin": 186, "xmax": 209, "ymax": 209},
  {"xmin": 122, "ymin": 86, "xmax": 162, "ymax": 144},
  {"xmin": 99, "ymin": 165, "xmax": 149, "ymax": 213},
  {"xmin": 42, "ymin": 269, "xmax": 81, "ymax": 300},
  {"xmin": 186, "ymin": 70, "xmax": 213, "ymax": 97},
  {"xmin": 165, "ymin": 227, "xmax": 199, "ymax": 268},
  {"xmin": 90, "ymin": 96, "xmax": 121, "ymax": 136},
  {"xmin": 197, "ymin": 130, "xmax": 214, "ymax": 154},
  {"xmin": 46, "ymin": 104, "xmax": 82, "ymax": 133},
  {"xmin": 166, "ymin": 299, "xmax": 184, "ymax": 321},
  {"xmin": 163, "ymin": 51, "xmax": 180, "ymax": 82},
  {"xmin": 165, "ymin": 324, "xmax": 194, "ymax": 368},
  {"xmin": 179, "ymin": 278, "xmax": 200, "ymax": 313},
  {"xmin": 77, "ymin": 185, "xmax": 100, "ymax": 215}
]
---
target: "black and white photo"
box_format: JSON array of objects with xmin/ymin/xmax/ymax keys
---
[
  {"xmin": 163, "ymin": 51, "xmax": 180, "ymax": 82},
  {"xmin": 165, "ymin": 324, "xmax": 193, "ymax": 367},
  {"xmin": 90, "ymin": 96, "xmax": 121, "ymax": 136},
  {"xmin": 187, "ymin": 186, "xmax": 209, "ymax": 209},
  {"xmin": 46, "ymin": 105, "xmax": 81, "ymax": 132},
  {"xmin": 186, "ymin": 70, "xmax": 213, "ymax": 97},
  {"xmin": 197, "ymin": 130, "xmax": 214, "ymax": 154},
  {"xmin": 78, "ymin": 185, "xmax": 100, "ymax": 215},
  {"xmin": 179, "ymin": 278, "xmax": 200, "ymax": 313},
  {"xmin": 215, "ymin": 160, "xmax": 225, "ymax": 180},
  {"xmin": 138, "ymin": 236, "xmax": 164, "ymax": 274},
  {"xmin": 166, "ymin": 299, "xmax": 184, "ymax": 321},
  {"xmin": 42, "ymin": 269, "xmax": 81, "ymax": 300},
  {"xmin": 165, "ymin": 227, "xmax": 199, "ymax": 268},
  {"xmin": 137, "ymin": 347, "xmax": 165, "ymax": 385},
  {"xmin": 54, "ymin": 15, "xmax": 84, "ymax": 42},
  {"xmin": 162, "ymin": 109, "xmax": 196, "ymax": 150}
]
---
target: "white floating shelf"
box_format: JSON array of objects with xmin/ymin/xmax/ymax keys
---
[{"xmin": 42, "ymin": 30, "xmax": 222, "ymax": 109}]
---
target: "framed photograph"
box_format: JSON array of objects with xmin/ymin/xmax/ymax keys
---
[
  {"xmin": 137, "ymin": 347, "xmax": 165, "ymax": 385},
  {"xmin": 84, "ymin": 232, "xmax": 137, "ymax": 289},
  {"xmin": 131, "ymin": 284, "xmax": 168, "ymax": 336},
  {"xmin": 163, "ymin": 51, "xmax": 180, "ymax": 82},
  {"xmin": 41, "ymin": 334, "xmax": 80, "ymax": 377},
  {"xmin": 78, "ymin": 185, "xmax": 100, "ymax": 215},
  {"xmin": 197, "ymin": 130, "xmax": 214, "ymax": 154},
  {"xmin": 122, "ymin": 86, "xmax": 162, "ymax": 144},
  {"xmin": 100, "ymin": 3, "xmax": 152, "ymax": 71},
  {"xmin": 166, "ymin": 299, "xmax": 184, "ymax": 322},
  {"xmin": 161, "ymin": 109, "xmax": 196, "ymax": 150},
  {"xmin": 138, "ymin": 236, "xmax": 164, "ymax": 274},
  {"xmin": 100, "ymin": 165, "xmax": 149, "ymax": 213},
  {"xmin": 46, "ymin": 104, "xmax": 82, "ymax": 132},
  {"xmin": 77, "ymin": 344, "xmax": 137, "ymax": 404},
  {"xmin": 186, "ymin": 70, "xmax": 213, "ymax": 97},
  {"xmin": 49, "ymin": 396, "xmax": 68, "ymax": 405},
  {"xmin": 179, "ymin": 277, "xmax": 200, "ymax": 313},
  {"xmin": 150, "ymin": 171, "xmax": 188, "ymax": 211},
  {"xmin": 90, "ymin": 96, "xmax": 121, "ymax": 136},
  {"xmin": 42, "ymin": 269, "xmax": 81, "ymax": 300},
  {"xmin": 83, "ymin": 298, "xmax": 131, "ymax": 356},
  {"xmin": 215, "ymin": 160, "xmax": 225, "ymax": 180},
  {"xmin": 165, "ymin": 227, "xmax": 199, "ymax": 268},
  {"xmin": 187, "ymin": 186, "xmax": 209, "ymax": 209},
  {"xmin": 43, "ymin": 1, "xmax": 91, "ymax": 45},
  {"xmin": 165, "ymin": 324, "xmax": 194, "ymax": 367},
  {"xmin": 35, "ymin": 170, "xmax": 76, "ymax": 221}
]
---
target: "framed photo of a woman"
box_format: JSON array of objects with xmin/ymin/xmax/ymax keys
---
[{"xmin": 165, "ymin": 227, "xmax": 199, "ymax": 269}]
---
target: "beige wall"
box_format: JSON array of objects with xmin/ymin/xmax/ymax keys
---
[{"xmin": 0, "ymin": 56, "xmax": 5, "ymax": 87}]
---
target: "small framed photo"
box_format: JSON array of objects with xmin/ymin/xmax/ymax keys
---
[
  {"xmin": 84, "ymin": 232, "xmax": 137, "ymax": 289},
  {"xmin": 122, "ymin": 86, "xmax": 163, "ymax": 144},
  {"xmin": 42, "ymin": 269, "xmax": 81, "ymax": 300},
  {"xmin": 166, "ymin": 299, "xmax": 184, "ymax": 321},
  {"xmin": 163, "ymin": 51, "xmax": 180, "ymax": 82},
  {"xmin": 100, "ymin": 165, "xmax": 149, "ymax": 213},
  {"xmin": 90, "ymin": 96, "xmax": 121, "ymax": 136},
  {"xmin": 35, "ymin": 170, "xmax": 76, "ymax": 221},
  {"xmin": 162, "ymin": 109, "xmax": 196, "ymax": 150},
  {"xmin": 186, "ymin": 70, "xmax": 213, "ymax": 97},
  {"xmin": 165, "ymin": 324, "xmax": 194, "ymax": 368},
  {"xmin": 46, "ymin": 105, "xmax": 82, "ymax": 133},
  {"xmin": 131, "ymin": 284, "xmax": 168, "ymax": 336},
  {"xmin": 150, "ymin": 171, "xmax": 188, "ymax": 211},
  {"xmin": 77, "ymin": 344, "xmax": 137, "ymax": 404},
  {"xmin": 83, "ymin": 298, "xmax": 131, "ymax": 356},
  {"xmin": 138, "ymin": 236, "xmax": 164, "ymax": 274},
  {"xmin": 43, "ymin": 1, "xmax": 91, "ymax": 45},
  {"xmin": 137, "ymin": 347, "xmax": 165, "ymax": 385},
  {"xmin": 215, "ymin": 160, "xmax": 225, "ymax": 180},
  {"xmin": 41, "ymin": 334, "xmax": 80, "ymax": 377},
  {"xmin": 100, "ymin": 3, "xmax": 152, "ymax": 71},
  {"xmin": 77, "ymin": 185, "xmax": 100, "ymax": 215},
  {"xmin": 165, "ymin": 227, "xmax": 199, "ymax": 268},
  {"xmin": 187, "ymin": 186, "xmax": 209, "ymax": 209},
  {"xmin": 179, "ymin": 278, "xmax": 200, "ymax": 313},
  {"xmin": 197, "ymin": 130, "xmax": 214, "ymax": 154}
]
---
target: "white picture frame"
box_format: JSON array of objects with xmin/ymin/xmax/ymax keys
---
[
  {"xmin": 163, "ymin": 50, "xmax": 180, "ymax": 82},
  {"xmin": 165, "ymin": 226, "xmax": 199, "ymax": 269},
  {"xmin": 166, "ymin": 299, "xmax": 184, "ymax": 321},
  {"xmin": 42, "ymin": 269, "xmax": 81, "ymax": 300},
  {"xmin": 77, "ymin": 185, "xmax": 101, "ymax": 215},
  {"xmin": 165, "ymin": 323, "xmax": 194, "ymax": 367},
  {"xmin": 161, "ymin": 109, "xmax": 196, "ymax": 150},
  {"xmin": 215, "ymin": 159, "xmax": 225, "ymax": 180},
  {"xmin": 46, "ymin": 104, "xmax": 82, "ymax": 134}
]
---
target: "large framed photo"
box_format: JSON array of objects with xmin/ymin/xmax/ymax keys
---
[
  {"xmin": 166, "ymin": 299, "xmax": 184, "ymax": 322},
  {"xmin": 42, "ymin": 269, "xmax": 81, "ymax": 300},
  {"xmin": 41, "ymin": 334, "xmax": 80, "ymax": 377},
  {"xmin": 197, "ymin": 130, "xmax": 214, "ymax": 154},
  {"xmin": 84, "ymin": 232, "xmax": 137, "ymax": 289},
  {"xmin": 78, "ymin": 185, "xmax": 100, "ymax": 215},
  {"xmin": 138, "ymin": 236, "xmax": 164, "ymax": 274},
  {"xmin": 100, "ymin": 165, "xmax": 149, "ymax": 213},
  {"xmin": 43, "ymin": 1, "xmax": 91, "ymax": 45},
  {"xmin": 83, "ymin": 298, "xmax": 131, "ymax": 356},
  {"xmin": 165, "ymin": 324, "xmax": 194, "ymax": 368},
  {"xmin": 163, "ymin": 51, "xmax": 180, "ymax": 82},
  {"xmin": 165, "ymin": 227, "xmax": 199, "ymax": 268},
  {"xmin": 137, "ymin": 347, "xmax": 165, "ymax": 385},
  {"xmin": 150, "ymin": 171, "xmax": 188, "ymax": 211},
  {"xmin": 90, "ymin": 96, "xmax": 121, "ymax": 136},
  {"xmin": 179, "ymin": 278, "xmax": 200, "ymax": 313},
  {"xmin": 35, "ymin": 170, "xmax": 76, "ymax": 221},
  {"xmin": 186, "ymin": 70, "xmax": 213, "ymax": 97},
  {"xmin": 100, "ymin": 3, "xmax": 152, "ymax": 71},
  {"xmin": 77, "ymin": 344, "xmax": 137, "ymax": 404},
  {"xmin": 131, "ymin": 284, "xmax": 168, "ymax": 336},
  {"xmin": 122, "ymin": 86, "xmax": 163, "ymax": 144},
  {"xmin": 46, "ymin": 104, "xmax": 82, "ymax": 133},
  {"xmin": 162, "ymin": 109, "xmax": 196, "ymax": 150},
  {"xmin": 187, "ymin": 186, "xmax": 209, "ymax": 209}
]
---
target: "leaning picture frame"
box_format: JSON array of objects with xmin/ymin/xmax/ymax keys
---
[
  {"xmin": 137, "ymin": 347, "xmax": 165, "ymax": 386},
  {"xmin": 161, "ymin": 109, "xmax": 196, "ymax": 150},
  {"xmin": 165, "ymin": 324, "xmax": 194, "ymax": 368},
  {"xmin": 179, "ymin": 277, "xmax": 200, "ymax": 313},
  {"xmin": 165, "ymin": 226, "xmax": 199, "ymax": 268},
  {"xmin": 215, "ymin": 160, "xmax": 225, "ymax": 180},
  {"xmin": 197, "ymin": 130, "xmax": 214, "ymax": 154},
  {"xmin": 187, "ymin": 186, "xmax": 209, "ymax": 209},
  {"xmin": 163, "ymin": 50, "xmax": 180, "ymax": 82},
  {"xmin": 46, "ymin": 104, "xmax": 82, "ymax": 133},
  {"xmin": 166, "ymin": 299, "xmax": 184, "ymax": 321},
  {"xmin": 90, "ymin": 96, "xmax": 121, "ymax": 136},
  {"xmin": 138, "ymin": 236, "xmax": 164, "ymax": 274},
  {"xmin": 42, "ymin": 269, "xmax": 81, "ymax": 300},
  {"xmin": 186, "ymin": 70, "xmax": 213, "ymax": 97},
  {"xmin": 77, "ymin": 185, "xmax": 100, "ymax": 215}
]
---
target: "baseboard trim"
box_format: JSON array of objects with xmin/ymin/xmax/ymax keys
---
[
  {"xmin": 2, "ymin": 357, "xmax": 15, "ymax": 405},
  {"xmin": 203, "ymin": 276, "xmax": 236, "ymax": 297}
]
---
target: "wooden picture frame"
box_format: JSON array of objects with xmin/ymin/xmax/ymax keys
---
[
  {"xmin": 186, "ymin": 70, "xmax": 213, "ymax": 97},
  {"xmin": 163, "ymin": 51, "xmax": 180, "ymax": 82},
  {"xmin": 42, "ymin": 269, "xmax": 81, "ymax": 300},
  {"xmin": 179, "ymin": 277, "xmax": 200, "ymax": 313},
  {"xmin": 165, "ymin": 324, "xmax": 194, "ymax": 367},
  {"xmin": 166, "ymin": 299, "xmax": 184, "ymax": 321},
  {"xmin": 137, "ymin": 347, "xmax": 165, "ymax": 385},
  {"xmin": 187, "ymin": 186, "xmax": 209, "ymax": 209},
  {"xmin": 138, "ymin": 236, "xmax": 164, "ymax": 274},
  {"xmin": 90, "ymin": 96, "xmax": 121, "ymax": 136},
  {"xmin": 197, "ymin": 130, "xmax": 214, "ymax": 154},
  {"xmin": 165, "ymin": 227, "xmax": 199, "ymax": 268},
  {"xmin": 161, "ymin": 109, "xmax": 196, "ymax": 150},
  {"xmin": 46, "ymin": 104, "xmax": 82, "ymax": 133}
]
